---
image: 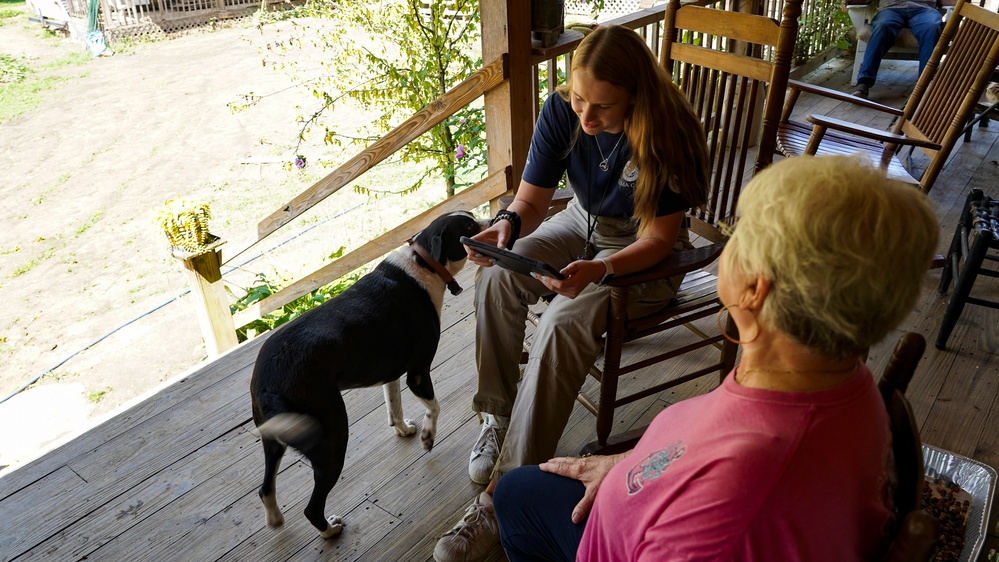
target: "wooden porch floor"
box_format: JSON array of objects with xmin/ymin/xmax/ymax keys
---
[{"xmin": 2, "ymin": 55, "xmax": 999, "ymax": 562}]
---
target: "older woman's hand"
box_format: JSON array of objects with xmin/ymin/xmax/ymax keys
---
[{"xmin": 540, "ymin": 452, "xmax": 630, "ymax": 523}]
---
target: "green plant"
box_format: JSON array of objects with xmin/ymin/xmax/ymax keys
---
[
  {"xmin": 228, "ymin": 258, "xmax": 362, "ymax": 342},
  {"xmin": 155, "ymin": 198, "xmax": 214, "ymax": 252},
  {"xmin": 243, "ymin": 0, "xmax": 486, "ymax": 199},
  {"xmin": 795, "ymin": 0, "xmax": 851, "ymax": 63},
  {"xmin": 86, "ymin": 387, "xmax": 112, "ymax": 403},
  {"xmin": 0, "ymin": 63, "xmax": 84, "ymax": 123},
  {"xmin": 11, "ymin": 257, "xmax": 38, "ymax": 277},
  {"xmin": 75, "ymin": 208, "xmax": 104, "ymax": 236},
  {"xmin": 42, "ymin": 51, "xmax": 91, "ymax": 69},
  {"xmin": 0, "ymin": 53, "xmax": 30, "ymax": 83}
]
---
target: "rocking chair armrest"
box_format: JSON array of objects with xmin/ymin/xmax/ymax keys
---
[
  {"xmin": 787, "ymin": 79, "xmax": 905, "ymax": 116},
  {"xmin": 806, "ymin": 114, "xmax": 943, "ymax": 151},
  {"xmin": 606, "ymin": 242, "xmax": 725, "ymax": 288}
]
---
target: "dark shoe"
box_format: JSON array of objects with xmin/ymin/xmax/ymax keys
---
[{"xmin": 852, "ymin": 83, "xmax": 869, "ymax": 99}]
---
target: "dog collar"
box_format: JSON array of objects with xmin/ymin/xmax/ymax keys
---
[{"xmin": 406, "ymin": 238, "xmax": 463, "ymax": 296}]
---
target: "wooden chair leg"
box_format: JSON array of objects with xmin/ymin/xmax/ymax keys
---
[
  {"xmin": 936, "ymin": 227, "xmax": 992, "ymax": 350},
  {"xmin": 938, "ymin": 189, "xmax": 984, "ymax": 294}
]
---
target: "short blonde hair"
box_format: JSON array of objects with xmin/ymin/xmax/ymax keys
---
[{"xmin": 723, "ymin": 156, "xmax": 939, "ymax": 359}]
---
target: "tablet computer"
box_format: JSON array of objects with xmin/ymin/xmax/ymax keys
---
[{"xmin": 460, "ymin": 236, "xmax": 566, "ymax": 280}]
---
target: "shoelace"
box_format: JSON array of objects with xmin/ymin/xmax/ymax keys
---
[
  {"xmin": 474, "ymin": 425, "xmax": 499, "ymax": 455},
  {"xmin": 449, "ymin": 501, "xmax": 492, "ymax": 540}
]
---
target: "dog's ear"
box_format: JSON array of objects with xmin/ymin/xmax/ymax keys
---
[{"xmin": 430, "ymin": 234, "xmax": 445, "ymax": 264}]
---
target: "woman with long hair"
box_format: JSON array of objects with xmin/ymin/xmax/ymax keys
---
[{"xmin": 434, "ymin": 25, "xmax": 710, "ymax": 562}]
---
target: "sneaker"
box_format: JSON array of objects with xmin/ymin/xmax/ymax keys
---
[
  {"xmin": 468, "ymin": 415, "xmax": 506, "ymax": 485},
  {"xmin": 852, "ymin": 83, "xmax": 870, "ymax": 99},
  {"xmin": 433, "ymin": 492, "xmax": 499, "ymax": 562}
]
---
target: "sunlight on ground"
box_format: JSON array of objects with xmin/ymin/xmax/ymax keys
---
[{"xmin": 0, "ymin": 383, "xmax": 91, "ymax": 473}]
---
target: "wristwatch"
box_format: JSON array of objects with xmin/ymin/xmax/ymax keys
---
[{"xmin": 598, "ymin": 258, "xmax": 615, "ymax": 285}]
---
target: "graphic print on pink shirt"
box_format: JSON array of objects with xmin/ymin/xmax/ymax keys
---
[{"xmin": 626, "ymin": 441, "xmax": 686, "ymax": 495}]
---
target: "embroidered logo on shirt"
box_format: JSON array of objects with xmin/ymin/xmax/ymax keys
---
[
  {"xmin": 626, "ymin": 441, "xmax": 686, "ymax": 495},
  {"xmin": 621, "ymin": 159, "xmax": 639, "ymax": 184}
]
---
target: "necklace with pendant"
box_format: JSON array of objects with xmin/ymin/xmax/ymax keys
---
[
  {"xmin": 580, "ymin": 137, "xmax": 617, "ymax": 260},
  {"xmin": 595, "ymin": 133, "xmax": 624, "ymax": 172}
]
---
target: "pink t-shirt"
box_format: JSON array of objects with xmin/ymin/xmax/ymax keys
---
[{"xmin": 577, "ymin": 365, "xmax": 893, "ymax": 562}]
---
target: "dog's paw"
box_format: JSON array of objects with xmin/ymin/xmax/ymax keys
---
[
  {"xmin": 265, "ymin": 511, "xmax": 284, "ymax": 529},
  {"xmin": 392, "ymin": 418, "xmax": 417, "ymax": 437},
  {"xmin": 320, "ymin": 515, "xmax": 344, "ymax": 539},
  {"xmin": 261, "ymin": 493, "xmax": 284, "ymax": 528},
  {"xmin": 421, "ymin": 428, "xmax": 435, "ymax": 451}
]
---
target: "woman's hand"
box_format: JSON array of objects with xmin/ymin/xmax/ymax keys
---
[
  {"xmin": 464, "ymin": 180, "xmax": 555, "ymax": 268},
  {"xmin": 540, "ymin": 452, "xmax": 629, "ymax": 523},
  {"xmin": 464, "ymin": 221, "xmax": 512, "ymax": 267},
  {"xmin": 532, "ymin": 259, "xmax": 606, "ymax": 298}
]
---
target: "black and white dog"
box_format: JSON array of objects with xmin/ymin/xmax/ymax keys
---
[{"xmin": 250, "ymin": 211, "xmax": 486, "ymax": 538}]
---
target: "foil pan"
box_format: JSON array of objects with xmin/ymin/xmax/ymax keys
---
[{"xmin": 923, "ymin": 444, "xmax": 997, "ymax": 562}]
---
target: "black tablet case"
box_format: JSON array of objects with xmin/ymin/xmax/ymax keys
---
[{"xmin": 460, "ymin": 236, "xmax": 566, "ymax": 280}]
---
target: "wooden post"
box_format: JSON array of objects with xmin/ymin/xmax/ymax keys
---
[
  {"xmin": 482, "ymin": 0, "xmax": 535, "ymax": 214},
  {"xmin": 174, "ymin": 240, "xmax": 238, "ymax": 357}
]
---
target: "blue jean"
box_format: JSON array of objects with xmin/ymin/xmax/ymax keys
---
[
  {"xmin": 857, "ymin": 6, "xmax": 942, "ymax": 86},
  {"xmin": 493, "ymin": 465, "xmax": 587, "ymax": 562}
]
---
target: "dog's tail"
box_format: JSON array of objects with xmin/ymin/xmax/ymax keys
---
[{"xmin": 256, "ymin": 413, "xmax": 322, "ymax": 450}]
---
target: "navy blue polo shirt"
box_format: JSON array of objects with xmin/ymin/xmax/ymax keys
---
[{"xmin": 522, "ymin": 94, "xmax": 689, "ymax": 220}]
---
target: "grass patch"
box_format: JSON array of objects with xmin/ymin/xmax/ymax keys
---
[
  {"xmin": 75, "ymin": 208, "xmax": 104, "ymax": 236},
  {"xmin": 0, "ymin": 1, "xmax": 24, "ymax": 27},
  {"xmin": 109, "ymin": 34, "xmax": 163, "ymax": 55},
  {"xmin": 0, "ymin": 50, "xmax": 88, "ymax": 124},
  {"xmin": 85, "ymin": 387, "xmax": 111, "ymax": 403},
  {"xmin": 32, "ymin": 172, "xmax": 71, "ymax": 205},
  {"xmin": 11, "ymin": 257, "xmax": 38, "ymax": 277},
  {"xmin": 0, "ymin": 53, "xmax": 30, "ymax": 83},
  {"xmin": 42, "ymin": 51, "xmax": 91, "ymax": 70},
  {"xmin": 0, "ymin": 74, "xmax": 74, "ymax": 124},
  {"xmin": 9, "ymin": 247, "xmax": 54, "ymax": 277}
]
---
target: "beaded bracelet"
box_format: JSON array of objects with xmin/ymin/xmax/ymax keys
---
[{"xmin": 490, "ymin": 210, "xmax": 521, "ymax": 250}]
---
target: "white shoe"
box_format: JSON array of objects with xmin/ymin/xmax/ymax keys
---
[
  {"xmin": 433, "ymin": 492, "xmax": 499, "ymax": 562},
  {"xmin": 468, "ymin": 415, "xmax": 505, "ymax": 485}
]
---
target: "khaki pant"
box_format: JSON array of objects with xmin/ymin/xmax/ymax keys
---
[{"xmin": 472, "ymin": 200, "xmax": 688, "ymax": 479}]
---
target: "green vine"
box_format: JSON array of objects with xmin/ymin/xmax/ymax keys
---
[{"xmin": 228, "ymin": 253, "xmax": 363, "ymax": 342}]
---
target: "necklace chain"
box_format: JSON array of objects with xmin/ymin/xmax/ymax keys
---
[
  {"xmin": 740, "ymin": 361, "xmax": 860, "ymax": 378},
  {"xmin": 595, "ymin": 133, "xmax": 624, "ymax": 172}
]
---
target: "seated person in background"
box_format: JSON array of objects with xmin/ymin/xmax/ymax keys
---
[
  {"xmin": 852, "ymin": 0, "xmax": 943, "ymax": 98},
  {"xmin": 493, "ymin": 155, "xmax": 940, "ymax": 562}
]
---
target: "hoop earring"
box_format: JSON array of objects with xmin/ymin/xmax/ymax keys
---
[{"xmin": 716, "ymin": 303, "xmax": 760, "ymax": 345}]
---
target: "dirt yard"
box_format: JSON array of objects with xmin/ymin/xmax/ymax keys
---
[{"xmin": 0, "ymin": 12, "xmax": 446, "ymax": 471}]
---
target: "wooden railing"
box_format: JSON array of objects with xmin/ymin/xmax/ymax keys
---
[
  {"xmin": 225, "ymin": 56, "xmax": 509, "ymax": 330},
  {"xmin": 181, "ymin": 0, "xmax": 848, "ymax": 354}
]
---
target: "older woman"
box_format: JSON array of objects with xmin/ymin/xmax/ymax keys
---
[{"xmin": 492, "ymin": 155, "xmax": 939, "ymax": 561}]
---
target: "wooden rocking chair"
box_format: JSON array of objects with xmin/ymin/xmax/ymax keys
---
[
  {"xmin": 777, "ymin": 0, "xmax": 999, "ymax": 194},
  {"xmin": 877, "ymin": 332, "xmax": 939, "ymax": 562}
]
